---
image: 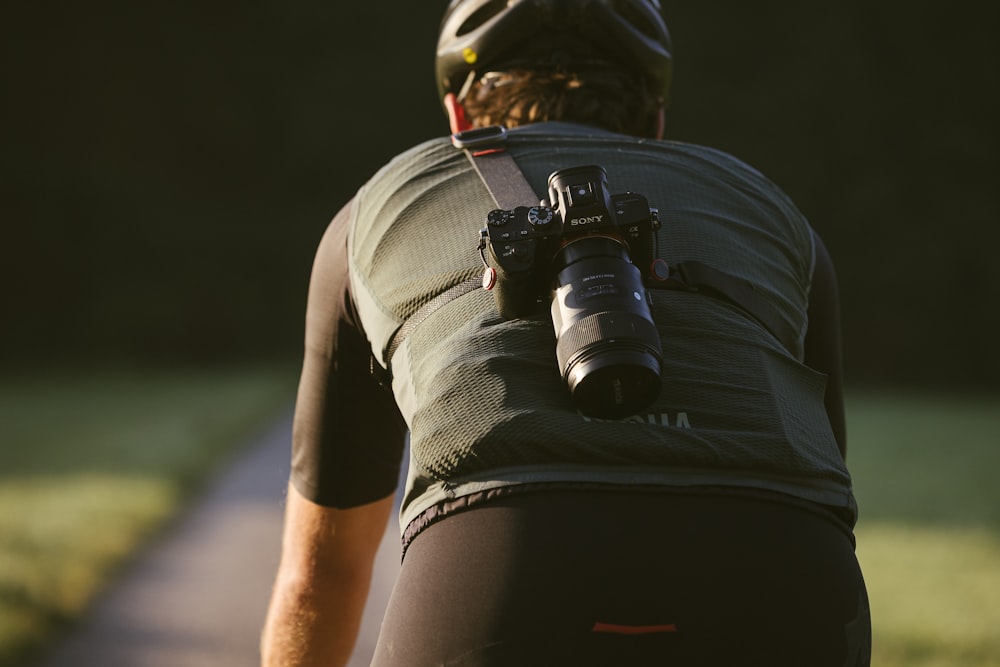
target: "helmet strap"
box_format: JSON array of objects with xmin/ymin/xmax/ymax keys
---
[{"xmin": 654, "ymin": 101, "xmax": 666, "ymax": 140}]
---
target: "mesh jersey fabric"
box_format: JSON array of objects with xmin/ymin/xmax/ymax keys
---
[{"xmin": 346, "ymin": 122, "xmax": 856, "ymax": 533}]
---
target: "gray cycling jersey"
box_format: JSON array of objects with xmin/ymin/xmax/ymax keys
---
[{"xmin": 347, "ymin": 122, "xmax": 856, "ymax": 532}]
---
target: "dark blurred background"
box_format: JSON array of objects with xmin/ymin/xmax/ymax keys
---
[{"xmin": 3, "ymin": 1, "xmax": 997, "ymax": 388}]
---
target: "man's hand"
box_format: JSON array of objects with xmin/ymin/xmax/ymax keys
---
[{"xmin": 261, "ymin": 484, "xmax": 394, "ymax": 667}]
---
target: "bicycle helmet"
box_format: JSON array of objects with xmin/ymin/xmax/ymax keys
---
[{"xmin": 436, "ymin": 0, "xmax": 673, "ymax": 105}]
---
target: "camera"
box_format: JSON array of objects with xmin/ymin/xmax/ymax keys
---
[{"xmin": 478, "ymin": 165, "xmax": 665, "ymax": 418}]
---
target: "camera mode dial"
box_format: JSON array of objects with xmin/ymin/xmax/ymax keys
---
[
  {"xmin": 487, "ymin": 210, "xmax": 509, "ymax": 226},
  {"xmin": 527, "ymin": 206, "xmax": 554, "ymax": 227}
]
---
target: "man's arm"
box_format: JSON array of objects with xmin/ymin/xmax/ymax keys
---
[
  {"xmin": 261, "ymin": 201, "xmax": 406, "ymax": 665},
  {"xmin": 261, "ymin": 486, "xmax": 394, "ymax": 667},
  {"xmin": 804, "ymin": 229, "xmax": 847, "ymax": 459}
]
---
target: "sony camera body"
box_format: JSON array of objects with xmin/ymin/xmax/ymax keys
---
[{"xmin": 479, "ymin": 165, "xmax": 665, "ymax": 418}]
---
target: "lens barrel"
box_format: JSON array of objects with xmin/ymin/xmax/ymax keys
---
[{"xmin": 550, "ymin": 236, "xmax": 662, "ymax": 418}]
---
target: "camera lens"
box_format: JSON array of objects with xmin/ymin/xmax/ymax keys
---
[{"xmin": 550, "ymin": 236, "xmax": 662, "ymax": 418}]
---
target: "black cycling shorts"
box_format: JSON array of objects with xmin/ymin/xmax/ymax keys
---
[{"xmin": 372, "ymin": 489, "xmax": 870, "ymax": 666}]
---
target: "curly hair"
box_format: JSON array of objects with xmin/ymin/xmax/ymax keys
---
[{"xmin": 461, "ymin": 66, "xmax": 663, "ymax": 138}]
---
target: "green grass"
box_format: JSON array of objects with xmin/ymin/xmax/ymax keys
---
[
  {"xmin": 848, "ymin": 391, "xmax": 1000, "ymax": 666},
  {"xmin": 0, "ymin": 365, "xmax": 296, "ymax": 667}
]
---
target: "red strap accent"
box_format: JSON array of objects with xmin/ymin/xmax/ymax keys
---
[
  {"xmin": 591, "ymin": 622, "xmax": 678, "ymax": 635},
  {"xmin": 471, "ymin": 147, "xmax": 506, "ymax": 157},
  {"xmin": 444, "ymin": 93, "xmax": 472, "ymax": 134}
]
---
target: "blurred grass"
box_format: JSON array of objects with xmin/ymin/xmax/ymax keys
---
[
  {"xmin": 857, "ymin": 523, "xmax": 1000, "ymax": 665},
  {"xmin": 848, "ymin": 391, "xmax": 1000, "ymax": 666},
  {"xmin": 0, "ymin": 365, "xmax": 296, "ymax": 667}
]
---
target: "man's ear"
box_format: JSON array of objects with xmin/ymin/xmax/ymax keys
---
[{"xmin": 444, "ymin": 93, "xmax": 472, "ymax": 134}]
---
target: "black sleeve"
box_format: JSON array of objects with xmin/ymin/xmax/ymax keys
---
[
  {"xmin": 804, "ymin": 229, "xmax": 847, "ymax": 460},
  {"xmin": 290, "ymin": 199, "xmax": 408, "ymax": 508}
]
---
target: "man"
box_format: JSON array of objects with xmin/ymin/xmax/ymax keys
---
[{"xmin": 262, "ymin": 1, "xmax": 870, "ymax": 665}]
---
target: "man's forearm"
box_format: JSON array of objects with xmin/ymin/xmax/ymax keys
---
[
  {"xmin": 261, "ymin": 487, "xmax": 395, "ymax": 667},
  {"xmin": 261, "ymin": 567, "xmax": 372, "ymax": 666}
]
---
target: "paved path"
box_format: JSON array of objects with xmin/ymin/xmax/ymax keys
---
[{"xmin": 37, "ymin": 413, "xmax": 402, "ymax": 667}]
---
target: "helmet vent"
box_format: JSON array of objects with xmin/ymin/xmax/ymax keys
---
[
  {"xmin": 615, "ymin": 0, "xmax": 661, "ymax": 41},
  {"xmin": 456, "ymin": 0, "xmax": 509, "ymax": 36}
]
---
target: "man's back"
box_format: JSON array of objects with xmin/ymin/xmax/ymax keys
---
[{"xmin": 348, "ymin": 122, "xmax": 854, "ymax": 536}]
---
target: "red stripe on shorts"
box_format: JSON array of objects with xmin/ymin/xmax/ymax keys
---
[{"xmin": 591, "ymin": 622, "xmax": 678, "ymax": 635}]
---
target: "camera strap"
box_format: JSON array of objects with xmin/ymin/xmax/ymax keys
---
[
  {"xmin": 663, "ymin": 261, "xmax": 800, "ymax": 353},
  {"xmin": 452, "ymin": 125, "xmax": 541, "ymax": 209}
]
